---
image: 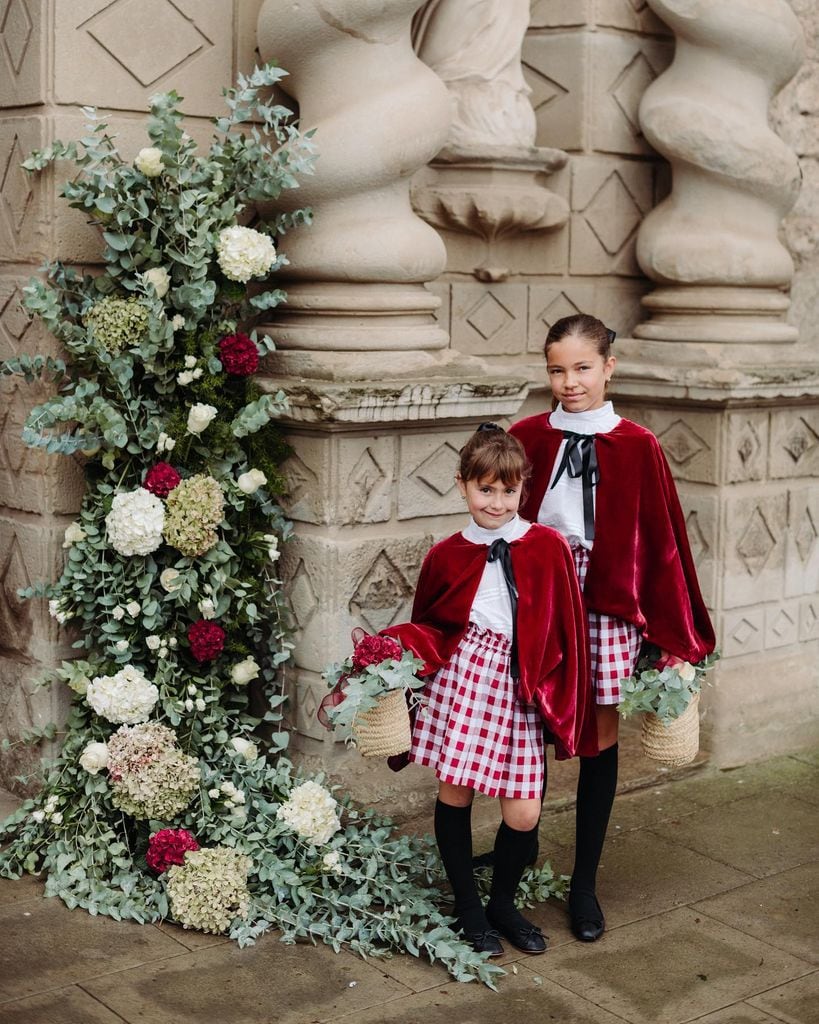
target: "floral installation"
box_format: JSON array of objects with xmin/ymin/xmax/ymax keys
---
[
  {"xmin": 618, "ymin": 644, "xmax": 720, "ymax": 724},
  {"xmin": 0, "ymin": 65, "xmax": 561, "ymax": 990}
]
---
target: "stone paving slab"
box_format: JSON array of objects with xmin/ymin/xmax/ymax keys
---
[
  {"xmin": 0, "ymin": 893, "xmax": 184, "ymax": 1003},
  {"xmin": 664, "ymin": 758, "xmax": 819, "ymax": 811},
  {"xmin": 532, "ymin": 906, "xmax": 812, "ymax": 1024},
  {"xmin": 0, "ymin": 872, "xmax": 44, "ymax": 907},
  {"xmin": 0, "ymin": 984, "xmax": 127, "ymax": 1023},
  {"xmin": 692, "ymin": 863, "xmax": 819, "ymax": 967},
  {"xmin": 687, "ymin": 1004, "xmax": 788, "ymax": 1024},
  {"xmin": 650, "ymin": 792, "xmax": 819, "ymax": 879},
  {"xmin": 746, "ymin": 971, "xmax": 819, "ymax": 1024},
  {"xmin": 81, "ymin": 933, "xmax": 410, "ymax": 1024}
]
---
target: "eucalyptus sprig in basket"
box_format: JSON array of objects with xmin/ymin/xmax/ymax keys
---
[
  {"xmin": 319, "ymin": 630, "xmax": 426, "ymax": 757},
  {"xmin": 618, "ymin": 644, "xmax": 720, "ymax": 767}
]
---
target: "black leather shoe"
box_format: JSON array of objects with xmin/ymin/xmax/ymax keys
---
[
  {"xmin": 569, "ymin": 890, "xmax": 605, "ymax": 942},
  {"xmin": 486, "ymin": 909, "xmax": 547, "ymax": 955},
  {"xmin": 462, "ymin": 928, "xmax": 504, "ymax": 957}
]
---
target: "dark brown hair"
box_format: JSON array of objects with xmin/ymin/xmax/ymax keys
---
[
  {"xmin": 458, "ymin": 424, "xmax": 529, "ymax": 486},
  {"xmin": 544, "ymin": 314, "xmax": 614, "ymax": 360}
]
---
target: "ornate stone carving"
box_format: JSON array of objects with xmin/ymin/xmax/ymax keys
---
[
  {"xmin": 411, "ymin": 0, "xmax": 568, "ymax": 281},
  {"xmin": 349, "ymin": 550, "xmax": 414, "ymax": 633},
  {"xmin": 257, "ymin": 0, "xmax": 451, "ymax": 354},
  {"xmin": 635, "ymin": 0, "xmax": 805, "ymax": 343}
]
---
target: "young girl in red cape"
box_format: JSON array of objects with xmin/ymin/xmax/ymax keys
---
[
  {"xmin": 509, "ymin": 313, "xmax": 716, "ymax": 944},
  {"xmin": 382, "ymin": 424, "xmax": 597, "ymax": 958}
]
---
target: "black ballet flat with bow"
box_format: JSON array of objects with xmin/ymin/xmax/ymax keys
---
[
  {"xmin": 459, "ymin": 925, "xmax": 504, "ymax": 957},
  {"xmin": 569, "ymin": 889, "xmax": 605, "ymax": 942},
  {"xmin": 486, "ymin": 908, "xmax": 547, "ymax": 955}
]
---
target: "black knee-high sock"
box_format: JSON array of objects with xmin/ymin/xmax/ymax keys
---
[
  {"xmin": 434, "ymin": 799, "xmax": 487, "ymax": 932},
  {"xmin": 487, "ymin": 821, "xmax": 540, "ymax": 927},
  {"xmin": 571, "ymin": 742, "xmax": 618, "ymax": 898},
  {"xmin": 473, "ymin": 756, "xmax": 547, "ymax": 870}
]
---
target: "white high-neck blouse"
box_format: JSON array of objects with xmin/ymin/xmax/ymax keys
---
[{"xmin": 461, "ymin": 514, "xmax": 530, "ymax": 637}]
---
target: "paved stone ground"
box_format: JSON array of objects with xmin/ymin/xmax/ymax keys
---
[{"xmin": 0, "ymin": 748, "xmax": 817, "ymax": 1024}]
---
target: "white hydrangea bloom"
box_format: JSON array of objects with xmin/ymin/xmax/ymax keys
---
[
  {"xmin": 216, "ymin": 225, "xmax": 277, "ymax": 283},
  {"xmin": 276, "ymin": 780, "xmax": 341, "ymax": 846},
  {"xmin": 141, "ymin": 266, "xmax": 170, "ymax": 298},
  {"xmin": 86, "ymin": 665, "xmax": 159, "ymax": 724},
  {"xmin": 106, "ymin": 488, "xmax": 165, "ymax": 556}
]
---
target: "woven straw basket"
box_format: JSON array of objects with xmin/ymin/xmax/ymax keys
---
[
  {"xmin": 352, "ymin": 688, "xmax": 412, "ymax": 758},
  {"xmin": 641, "ymin": 692, "xmax": 700, "ymax": 768}
]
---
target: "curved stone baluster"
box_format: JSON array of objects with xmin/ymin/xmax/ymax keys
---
[
  {"xmin": 257, "ymin": 0, "xmax": 452, "ymax": 354},
  {"xmin": 635, "ymin": 0, "xmax": 805, "ymax": 344}
]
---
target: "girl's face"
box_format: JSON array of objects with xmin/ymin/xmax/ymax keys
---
[
  {"xmin": 457, "ymin": 474, "xmax": 522, "ymax": 530},
  {"xmin": 546, "ymin": 334, "xmax": 616, "ymax": 413}
]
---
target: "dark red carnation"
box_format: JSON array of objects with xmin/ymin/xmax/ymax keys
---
[
  {"xmin": 143, "ymin": 462, "xmax": 181, "ymax": 498},
  {"xmin": 146, "ymin": 828, "xmax": 199, "ymax": 873},
  {"xmin": 218, "ymin": 333, "xmax": 259, "ymax": 376},
  {"xmin": 188, "ymin": 619, "xmax": 226, "ymax": 663},
  {"xmin": 351, "ymin": 633, "xmax": 403, "ymax": 671}
]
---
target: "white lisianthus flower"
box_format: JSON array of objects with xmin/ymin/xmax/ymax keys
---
[
  {"xmin": 267, "ymin": 535, "xmax": 280, "ymax": 563},
  {"xmin": 322, "ymin": 850, "xmax": 343, "ymax": 874},
  {"xmin": 157, "ymin": 432, "xmax": 176, "ymax": 453},
  {"xmin": 112, "ymin": 605, "xmax": 125, "ymax": 621},
  {"xmin": 198, "ymin": 598, "xmax": 216, "ymax": 620},
  {"xmin": 195, "ymin": 698, "xmax": 206, "ymax": 712},
  {"xmin": 184, "ymin": 355, "xmax": 197, "ymax": 369},
  {"xmin": 63, "ymin": 522, "xmax": 86, "ymax": 548},
  {"xmin": 44, "ymin": 796, "xmax": 58, "ymax": 813},
  {"xmin": 231, "ymin": 657, "xmax": 260, "ymax": 686},
  {"xmin": 186, "ymin": 403, "xmax": 217, "ymax": 435},
  {"xmin": 146, "ymin": 635, "xmax": 161, "ymax": 651},
  {"xmin": 141, "ymin": 266, "xmax": 170, "ymax": 298},
  {"xmin": 125, "ymin": 601, "xmax": 141, "ymax": 618},
  {"xmin": 230, "ymin": 789, "xmax": 245, "ymax": 805},
  {"xmin": 192, "ymin": 368, "xmax": 203, "ymax": 380},
  {"xmin": 237, "ymin": 469, "xmax": 267, "ymax": 495},
  {"xmin": 229, "ymin": 737, "xmax": 258, "ymax": 762},
  {"xmin": 159, "ymin": 568, "xmax": 181, "ymax": 592},
  {"xmin": 185, "ymin": 699, "xmax": 194, "ymax": 712},
  {"xmin": 79, "ymin": 741, "xmax": 110, "ymax": 775},
  {"xmin": 177, "ymin": 370, "xmax": 195, "ymax": 386},
  {"xmin": 135, "ymin": 146, "xmax": 164, "ymax": 177},
  {"xmin": 106, "ymin": 488, "xmax": 165, "ymax": 557},
  {"xmin": 169, "ymin": 637, "xmax": 178, "ymax": 649},
  {"xmin": 50, "ymin": 812, "xmax": 63, "ymax": 825},
  {"xmin": 171, "ymin": 314, "xmax": 185, "ymax": 331},
  {"xmin": 31, "ymin": 809, "xmax": 45, "ymax": 824},
  {"xmin": 208, "ymin": 788, "xmax": 221, "ymax": 800},
  {"xmin": 86, "ymin": 665, "xmax": 159, "ymax": 724},
  {"xmin": 187, "ymin": 684, "xmax": 197, "ymax": 696},
  {"xmin": 114, "ymin": 640, "xmax": 129, "ymax": 653},
  {"xmin": 216, "ymin": 225, "xmax": 277, "ymax": 283},
  {"xmin": 276, "ymin": 780, "xmax": 341, "ymax": 846}
]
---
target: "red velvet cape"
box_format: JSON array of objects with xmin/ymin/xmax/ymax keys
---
[
  {"xmin": 382, "ymin": 524, "xmax": 598, "ymax": 760},
  {"xmin": 510, "ymin": 413, "xmax": 715, "ymax": 663}
]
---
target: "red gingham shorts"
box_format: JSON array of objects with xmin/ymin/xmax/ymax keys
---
[
  {"xmin": 409, "ymin": 623, "xmax": 544, "ymax": 800},
  {"xmin": 572, "ymin": 544, "xmax": 642, "ymax": 706}
]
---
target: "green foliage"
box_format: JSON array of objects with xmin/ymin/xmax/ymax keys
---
[
  {"xmin": 323, "ymin": 651, "xmax": 427, "ymax": 734},
  {"xmin": 618, "ymin": 644, "xmax": 720, "ymax": 724}
]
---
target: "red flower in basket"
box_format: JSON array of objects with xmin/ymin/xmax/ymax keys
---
[
  {"xmin": 218, "ymin": 333, "xmax": 259, "ymax": 376},
  {"xmin": 143, "ymin": 462, "xmax": 181, "ymax": 498},
  {"xmin": 350, "ymin": 633, "xmax": 403, "ymax": 671},
  {"xmin": 146, "ymin": 828, "xmax": 200, "ymax": 873},
  {"xmin": 188, "ymin": 619, "xmax": 226, "ymax": 663}
]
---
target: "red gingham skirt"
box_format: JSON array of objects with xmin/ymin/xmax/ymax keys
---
[
  {"xmin": 409, "ymin": 623, "xmax": 544, "ymax": 799},
  {"xmin": 572, "ymin": 545, "xmax": 642, "ymax": 705}
]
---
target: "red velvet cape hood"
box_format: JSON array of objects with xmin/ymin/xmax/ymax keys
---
[
  {"xmin": 383, "ymin": 523, "xmax": 597, "ymax": 760},
  {"xmin": 510, "ymin": 413, "xmax": 715, "ymax": 663}
]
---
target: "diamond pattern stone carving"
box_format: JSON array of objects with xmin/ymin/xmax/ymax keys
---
[
  {"xmin": 730, "ymin": 617, "xmax": 758, "ymax": 647},
  {"xmin": 281, "ymin": 453, "xmax": 318, "ymax": 515},
  {"xmin": 0, "ymin": 533, "xmax": 32, "ymax": 651},
  {"xmin": 770, "ymin": 608, "xmax": 795, "ymax": 639},
  {"xmin": 520, "ymin": 60, "xmax": 568, "ymax": 112},
  {"xmin": 1, "ymin": 0, "xmax": 33, "ymax": 75},
  {"xmin": 465, "ymin": 293, "xmax": 514, "ymax": 342},
  {"xmin": 582, "ymin": 171, "xmax": 642, "ymax": 255},
  {"xmin": 685, "ymin": 510, "xmax": 709, "ymax": 566},
  {"xmin": 86, "ymin": 0, "xmax": 212, "ymax": 87},
  {"xmin": 736, "ymin": 507, "xmax": 776, "ymax": 578},
  {"xmin": 288, "ymin": 560, "xmax": 318, "ymax": 631},
  {"xmin": 611, "ymin": 51, "xmax": 657, "ymax": 133},
  {"xmin": 0, "ymin": 283, "xmax": 31, "ymax": 357},
  {"xmin": 350, "ymin": 551, "xmax": 413, "ymax": 633},
  {"xmin": 346, "ymin": 447, "xmax": 386, "ymax": 521},
  {"xmin": 1, "ymin": 134, "xmax": 32, "ymax": 237},
  {"xmin": 794, "ymin": 506, "xmax": 817, "ymax": 564},
  {"xmin": 782, "ymin": 417, "xmax": 819, "ymax": 464},
  {"xmin": 411, "ymin": 442, "xmax": 460, "ymax": 497},
  {"xmin": 533, "ymin": 292, "xmax": 581, "ymax": 331},
  {"xmin": 736, "ymin": 421, "xmax": 761, "ymax": 466},
  {"xmin": 657, "ymin": 419, "xmax": 708, "ymax": 466}
]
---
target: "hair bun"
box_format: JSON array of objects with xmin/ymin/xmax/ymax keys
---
[{"xmin": 477, "ymin": 421, "xmax": 503, "ymax": 433}]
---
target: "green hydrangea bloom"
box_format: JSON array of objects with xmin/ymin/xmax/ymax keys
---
[
  {"xmin": 167, "ymin": 846, "xmax": 251, "ymax": 933},
  {"xmin": 84, "ymin": 297, "xmax": 149, "ymax": 352},
  {"xmin": 164, "ymin": 474, "xmax": 225, "ymax": 557}
]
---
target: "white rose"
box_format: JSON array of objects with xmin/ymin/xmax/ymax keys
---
[
  {"xmin": 192, "ymin": 368, "xmax": 203, "ymax": 380},
  {"xmin": 50, "ymin": 812, "xmax": 63, "ymax": 825},
  {"xmin": 44, "ymin": 796, "xmax": 57, "ymax": 813},
  {"xmin": 195, "ymin": 698, "xmax": 206, "ymax": 712},
  {"xmin": 198, "ymin": 598, "xmax": 216, "ymax": 620},
  {"xmin": 146, "ymin": 635, "xmax": 161, "ymax": 651},
  {"xmin": 157, "ymin": 432, "xmax": 176, "ymax": 453},
  {"xmin": 237, "ymin": 469, "xmax": 267, "ymax": 495},
  {"xmin": 169, "ymin": 637, "xmax": 178, "ymax": 649},
  {"xmin": 229, "ymin": 737, "xmax": 258, "ymax": 762},
  {"xmin": 186, "ymin": 403, "xmax": 217, "ymax": 435},
  {"xmin": 159, "ymin": 568, "xmax": 181, "ymax": 592},
  {"xmin": 141, "ymin": 266, "xmax": 170, "ymax": 298},
  {"xmin": 114, "ymin": 640, "xmax": 129, "ymax": 653},
  {"xmin": 135, "ymin": 146, "xmax": 164, "ymax": 177},
  {"xmin": 230, "ymin": 790, "xmax": 245, "ymax": 805},
  {"xmin": 125, "ymin": 601, "xmax": 141, "ymax": 618},
  {"xmin": 216, "ymin": 225, "xmax": 277, "ymax": 283},
  {"xmin": 267, "ymin": 536, "xmax": 280, "ymax": 563},
  {"xmin": 105, "ymin": 488, "xmax": 165, "ymax": 557},
  {"xmin": 678, "ymin": 661, "xmax": 697, "ymax": 683},
  {"xmin": 68, "ymin": 673, "xmax": 90, "ymax": 696},
  {"xmin": 185, "ymin": 699, "xmax": 194, "ymax": 712},
  {"xmin": 63, "ymin": 522, "xmax": 86, "ymax": 548},
  {"xmin": 31, "ymin": 809, "xmax": 45, "ymax": 823},
  {"xmin": 231, "ymin": 657, "xmax": 260, "ymax": 686},
  {"xmin": 171, "ymin": 314, "xmax": 186, "ymax": 331},
  {"xmin": 184, "ymin": 355, "xmax": 197, "ymax": 369},
  {"xmin": 187, "ymin": 684, "xmax": 197, "ymax": 696},
  {"xmin": 112, "ymin": 605, "xmax": 125, "ymax": 620},
  {"xmin": 176, "ymin": 370, "xmax": 195, "ymax": 386},
  {"xmin": 322, "ymin": 850, "xmax": 342, "ymax": 873},
  {"xmin": 79, "ymin": 741, "xmax": 110, "ymax": 775}
]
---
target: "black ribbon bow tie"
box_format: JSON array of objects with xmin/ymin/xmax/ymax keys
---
[
  {"xmin": 550, "ymin": 431, "xmax": 600, "ymax": 542},
  {"xmin": 487, "ymin": 537, "xmax": 520, "ymax": 681}
]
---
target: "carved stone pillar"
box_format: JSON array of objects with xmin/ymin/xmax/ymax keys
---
[
  {"xmin": 257, "ymin": 0, "xmax": 529, "ymax": 810},
  {"xmin": 633, "ymin": 0, "xmax": 804, "ymax": 347}
]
